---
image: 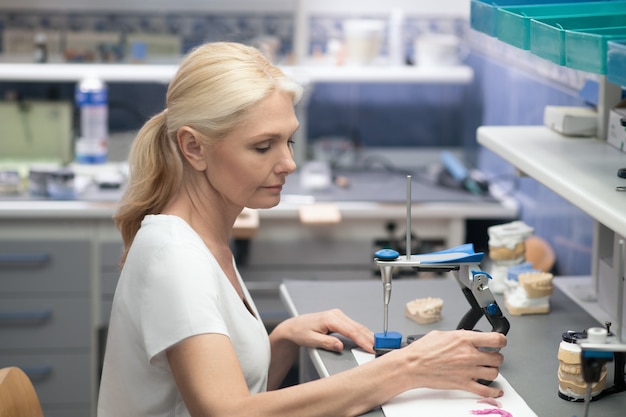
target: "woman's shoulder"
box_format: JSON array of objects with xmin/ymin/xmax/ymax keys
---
[
  {"xmin": 129, "ymin": 214, "xmax": 211, "ymax": 263},
  {"xmin": 139, "ymin": 214, "xmax": 201, "ymax": 243}
]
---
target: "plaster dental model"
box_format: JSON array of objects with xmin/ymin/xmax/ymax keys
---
[
  {"xmin": 487, "ymin": 221, "xmax": 534, "ymax": 294},
  {"xmin": 558, "ymin": 330, "xmax": 607, "ymax": 401},
  {"xmin": 504, "ymin": 271, "xmax": 554, "ymax": 315},
  {"xmin": 405, "ymin": 297, "xmax": 444, "ymax": 324}
]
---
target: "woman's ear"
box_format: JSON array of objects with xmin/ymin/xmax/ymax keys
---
[{"xmin": 177, "ymin": 127, "xmax": 207, "ymax": 171}]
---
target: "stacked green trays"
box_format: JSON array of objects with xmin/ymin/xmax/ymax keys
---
[
  {"xmin": 607, "ymin": 40, "xmax": 626, "ymax": 85},
  {"xmin": 566, "ymin": 27, "xmax": 626, "ymax": 73},
  {"xmin": 497, "ymin": 1, "xmax": 626, "ymax": 49},
  {"xmin": 530, "ymin": 13, "xmax": 626, "ymax": 65},
  {"xmin": 470, "ymin": 0, "xmax": 604, "ymax": 37}
]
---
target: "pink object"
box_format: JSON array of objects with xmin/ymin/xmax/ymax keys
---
[
  {"xmin": 470, "ymin": 409, "xmax": 513, "ymax": 417},
  {"xmin": 477, "ymin": 398, "xmax": 503, "ymax": 408}
]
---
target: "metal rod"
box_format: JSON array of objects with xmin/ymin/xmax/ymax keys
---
[
  {"xmin": 583, "ymin": 383, "xmax": 592, "ymax": 417},
  {"xmin": 381, "ymin": 265, "xmax": 392, "ymax": 336},
  {"xmin": 617, "ymin": 239, "xmax": 624, "ymax": 343},
  {"xmin": 384, "ymin": 304, "xmax": 388, "ymax": 336},
  {"xmin": 406, "ymin": 175, "xmax": 411, "ymax": 260}
]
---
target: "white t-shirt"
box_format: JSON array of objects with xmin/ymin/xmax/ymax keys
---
[{"xmin": 98, "ymin": 215, "xmax": 270, "ymax": 417}]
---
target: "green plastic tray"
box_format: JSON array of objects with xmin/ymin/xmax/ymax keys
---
[
  {"xmin": 607, "ymin": 40, "xmax": 626, "ymax": 84},
  {"xmin": 470, "ymin": 0, "xmax": 607, "ymax": 37},
  {"xmin": 530, "ymin": 13, "xmax": 626, "ymax": 65},
  {"xmin": 566, "ymin": 26, "xmax": 626, "ymax": 73},
  {"xmin": 497, "ymin": 1, "xmax": 626, "ymax": 49}
]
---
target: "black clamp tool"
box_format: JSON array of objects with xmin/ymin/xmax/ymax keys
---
[{"xmin": 374, "ymin": 244, "xmax": 510, "ymax": 337}]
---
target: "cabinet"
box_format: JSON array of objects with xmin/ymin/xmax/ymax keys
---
[
  {"xmin": 0, "ymin": 213, "xmax": 121, "ymax": 417},
  {"xmin": 100, "ymin": 241, "xmax": 124, "ymax": 325},
  {"xmin": 0, "ymin": 240, "xmax": 91, "ymax": 417}
]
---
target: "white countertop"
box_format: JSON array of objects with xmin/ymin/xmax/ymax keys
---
[
  {"xmin": 477, "ymin": 125, "xmax": 626, "ymax": 238},
  {"xmin": 0, "ymin": 199, "xmax": 119, "ymax": 218},
  {"xmin": 0, "ymin": 197, "xmax": 517, "ymax": 220}
]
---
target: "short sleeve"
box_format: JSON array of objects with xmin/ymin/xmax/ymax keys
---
[{"xmin": 137, "ymin": 242, "xmax": 228, "ymax": 368}]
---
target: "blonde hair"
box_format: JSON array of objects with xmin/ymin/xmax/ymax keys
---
[{"xmin": 114, "ymin": 42, "xmax": 303, "ymax": 264}]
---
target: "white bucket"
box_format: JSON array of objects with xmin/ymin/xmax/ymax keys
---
[
  {"xmin": 343, "ymin": 19, "xmax": 384, "ymax": 65},
  {"xmin": 414, "ymin": 34, "xmax": 467, "ymax": 67}
]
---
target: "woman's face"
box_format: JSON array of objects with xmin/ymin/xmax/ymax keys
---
[{"xmin": 205, "ymin": 90, "xmax": 299, "ymax": 210}]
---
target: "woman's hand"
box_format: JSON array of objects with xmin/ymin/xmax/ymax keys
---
[
  {"xmin": 275, "ymin": 309, "xmax": 375, "ymax": 354},
  {"xmin": 396, "ymin": 329, "xmax": 507, "ymax": 398},
  {"xmin": 267, "ymin": 309, "xmax": 374, "ymax": 389}
]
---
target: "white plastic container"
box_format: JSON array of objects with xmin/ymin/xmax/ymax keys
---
[
  {"xmin": 75, "ymin": 75, "xmax": 108, "ymax": 163},
  {"xmin": 343, "ymin": 19, "xmax": 384, "ymax": 65},
  {"xmin": 414, "ymin": 34, "xmax": 466, "ymax": 67}
]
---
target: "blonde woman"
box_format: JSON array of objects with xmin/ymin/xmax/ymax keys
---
[{"xmin": 98, "ymin": 42, "xmax": 506, "ymax": 417}]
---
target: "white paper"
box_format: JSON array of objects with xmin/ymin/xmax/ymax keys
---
[{"xmin": 352, "ymin": 349, "xmax": 538, "ymax": 417}]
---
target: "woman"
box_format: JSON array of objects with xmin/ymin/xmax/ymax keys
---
[{"xmin": 98, "ymin": 42, "xmax": 507, "ymax": 417}]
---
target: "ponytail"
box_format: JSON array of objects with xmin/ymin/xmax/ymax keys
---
[{"xmin": 113, "ymin": 109, "xmax": 183, "ymax": 265}]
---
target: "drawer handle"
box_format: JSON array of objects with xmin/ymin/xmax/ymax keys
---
[
  {"xmin": 0, "ymin": 309, "xmax": 53, "ymax": 324},
  {"xmin": 0, "ymin": 252, "xmax": 50, "ymax": 266},
  {"xmin": 22, "ymin": 365, "xmax": 53, "ymax": 380}
]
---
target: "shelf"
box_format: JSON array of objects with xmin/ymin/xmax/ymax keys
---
[
  {"xmin": 470, "ymin": 0, "xmax": 626, "ymax": 76},
  {"xmin": 470, "ymin": 0, "xmax": 605, "ymax": 37},
  {"xmin": 0, "ymin": 62, "xmax": 474, "ymax": 85},
  {"xmin": 0, "ymin": 63, "xmax": 178, "ymax": 83},
  {"xmin": 282, "ymin": 65, "xmax": 474, "ymax": 84},
  {"xmin": 477, "ymin": 125, "xmax": 626, "ymax": 238},
  {"xmin": 495, "ymin": 0, "xmax": 626, "ymax": 50}
]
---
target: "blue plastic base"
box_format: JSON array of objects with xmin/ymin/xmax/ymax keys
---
[{"xmin": 374, "ymin": 331, "xmax": 402, "ymax": 349}]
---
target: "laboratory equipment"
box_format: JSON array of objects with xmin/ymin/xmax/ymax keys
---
[
  {"xmin": 440, "ymin": 151, "xmax": 487, "ymax": 195},
  {"xmin": 372, "ymin": 176, "xmax": 510, "ymax": 358},
  {"xmin": 47, "ymin": 168, "xmax": 76, "ymax": 200},
  {"xmin": 0, "ymin": 101, "xmax": 73, "ymax": 164},
  {"xmin": 373, "ymin": 245, "xmax": 511, "ymax": 347},
  {"xmin": 577, "ymin": 325, "xmax": 626, "ymax": 417}
]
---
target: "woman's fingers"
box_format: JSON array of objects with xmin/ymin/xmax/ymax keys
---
[{"xmin": 319, "ymin": 309, "xmax": 375, "ymax": 353}]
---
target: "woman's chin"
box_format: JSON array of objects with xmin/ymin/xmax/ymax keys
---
[{"xmin": 246, "ymin": 197, "xmax": 281, "ymax": 210}]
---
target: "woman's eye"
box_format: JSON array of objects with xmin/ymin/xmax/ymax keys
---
[{"xmin": 255, "ymin": 145, "xmax": 270, "ymax": 153}]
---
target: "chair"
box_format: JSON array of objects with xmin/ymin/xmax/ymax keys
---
[{"xmin": 0, "ymin": 367, "xmax": 44, "ymax": 417}]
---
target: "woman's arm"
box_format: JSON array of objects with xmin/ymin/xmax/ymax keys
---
[
  {"xmin": 167, "ymin": 331, "xmax": 411, "ymax": 417},
  {"xmin": 167, "ymin": 322, "xmax": 506, "ymax": 417}
]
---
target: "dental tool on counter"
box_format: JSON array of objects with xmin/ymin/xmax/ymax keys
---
[{"xmin": 373, "ymin": 175, "xmax": 510, "ymax": 358}]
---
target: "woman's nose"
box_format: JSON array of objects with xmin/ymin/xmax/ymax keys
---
[
  {"xmin": 277, "ymin": 154, "xmax": 297, "ymax": 175},
  {"xmin": 275, "ymin": 143, "xmax": 297, "ymax": 174}
]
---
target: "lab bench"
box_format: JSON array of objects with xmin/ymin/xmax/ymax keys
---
[
  {"xmin": 280, "ymin": 277, "xmax": 626, "ymax": 417},
  {"xmin": 0, "ymin": 192, "xmax": 515, "ymax": 416}
]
